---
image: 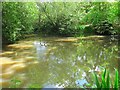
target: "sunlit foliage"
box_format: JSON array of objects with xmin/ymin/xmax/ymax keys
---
[
  {"xmin": 2, "ymin": 2, "xmax": 120, "ymax": 43},
  {"xmin": 36, "ymin": 2, "xmax": 119, "ymax": 36},
  {"xmin": 2, "ymin": 2, "xmax": 39, "ymax": 43}
]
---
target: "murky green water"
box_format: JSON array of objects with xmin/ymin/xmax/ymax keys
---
[{"xmin": 1, "ymin": 35, "xmax": 118, "ymax": 88}]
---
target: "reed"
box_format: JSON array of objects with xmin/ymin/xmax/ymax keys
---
[{"xmin": 94, "ymin": 69, "xmax": 119, "ymax": 89}]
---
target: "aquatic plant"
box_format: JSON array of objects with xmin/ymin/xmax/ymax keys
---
[
  {"xmin": 28, "ymin": 83, "xmax": 42, "ymax": 88},
  {"xmin": 9, "ymin": 79, "xmax": 22, "ymax": 88},
  {"xmin": 94, "ymin": 68, "xmax": 119, "ymax": 89}
]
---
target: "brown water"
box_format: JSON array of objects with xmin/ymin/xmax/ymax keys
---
[{"xmin": 0, "ymin": 35, "xmax": 118, "ymax": 88}]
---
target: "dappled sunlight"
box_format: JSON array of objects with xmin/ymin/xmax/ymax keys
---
[
  {"xmin": 1, "ymin": 36, "xmax": 118, "ymax": 88},
  {"xmin": 22, "ymin": 52, "xmax": 34, "ymax": 55},
  {"xmin": 0, "ymin": 51, "xmax": 15, "ymax": 57},
  {"xmin": 97, "ymin": 40, "xmax": 104, "ymax": 42},
  {"xmin": 78, "ymin": 35, "xmax": 106, "ymax": 40},
  {"xmin": 47, "ymin": 47, "xmax": 57, "ymax": 53},
  {"xmin": 7, "ymin": 44, "xmax": 33, "ymax": 50},
  {"xmin": 0, "ymin": 56, "xmax": 39, "ymax": 87},
  {"xmin": 24, "ymin": 57, "xmax": 37, "ymax": 62},
  {"xmin": 18, "ymin": 40, "xmax": 35, "ymax": 45},
  {"xmin": 55, "ymin": 38, "xmax": 78, "ymax": 42},
  {"xmin": 54, "ymin": 36, "xmax": 106, "ymax": 42}
]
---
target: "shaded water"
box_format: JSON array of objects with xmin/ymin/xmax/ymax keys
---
[{"xmin": 1, "ymin": 35, "xmax": 118, "ymax": 88}]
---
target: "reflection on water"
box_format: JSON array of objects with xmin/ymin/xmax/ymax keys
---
[
  {"xmin": 0, "ymin": 57, "xmax": 39, "ymax": 87},
  {"xmin": 1, "ymin": 35, "xmax": 118, "ymax": 88},
  {"xmin": 75, "ymin": 79, "xmax": 88, "ymax": 87},
  {"xmin": 33, "ymin": 41, "xmax": 47, "ymax": 61}
]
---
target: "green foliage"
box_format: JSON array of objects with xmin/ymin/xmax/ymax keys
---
[
  {"xmin": 9, "ymin": 79, "xmax": 22, "ymax": 88},
  {"xmin": 2, "ymin": 2, "xmax": 119, "ymax": 43},
  {"xmin": 9, "ymin": 79, "xmax": 42, "ymax": 88},
  {"xmin": 94, "ymin": 69, "xmax": 119, "ymax": 89},
  {"xmin": 94, "ymin": 20, "xmax": 115, "ymax": 35},
  {"xmin": 36, "ymin": 2, "xmax": 119, "ymax": 36},
  {"xmin": 28, "ymin": 83, "xmax": 42, "ymax": 88},
  {"xmin": 2, "ymin": 2, "xmax": 39, "ymax": 43},
  {"xmin": 114, "ymin": 69, "xmax": 119, "ymax": 89},
  {"xmin": 94, "ymin": 73, "xmax": 101, "ymax": 88},
  {"xmin": 37, "ymin": 2, "xmax": 82, "ymax": 36}
]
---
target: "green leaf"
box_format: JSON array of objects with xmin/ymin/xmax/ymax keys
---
[
  {"xmin": 94, "ymin": 73, "xmax": 100, "ymax": 88},
  {"xmin": 114, "ymin": 69, "xmax": 118, "ymax": 89},
  {"xmin": 103, "ymin": 68, "xmax": 106, "ymax": 79},
  {"xmin": 101, "ymin": 69, "xmax": 106, "ymax": 88},
  {"xmin": 106, "ymin": 71, "xmax": 110, "ymax": 88}
]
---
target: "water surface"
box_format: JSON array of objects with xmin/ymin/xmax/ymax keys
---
[{"xmin": 1, "ymin": 35, "xmax": 118, "ymax": 88}]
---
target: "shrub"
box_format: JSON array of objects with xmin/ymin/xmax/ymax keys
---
[
  {"xmin": 93, "ymin": 20, "xmax": 115, "ymax": 35},
  {"xmin": 2, "ymin": 2, "xmax": 38, "ymax": 44}
]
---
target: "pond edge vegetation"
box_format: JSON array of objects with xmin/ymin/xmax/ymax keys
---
[{"xmin": 2, "ymin": 2, "xmax": 120, "ymax": 44}]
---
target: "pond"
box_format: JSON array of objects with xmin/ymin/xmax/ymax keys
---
[{"xmin": 0, "ymin": 35, "xmax": 118, "ymax": 88}]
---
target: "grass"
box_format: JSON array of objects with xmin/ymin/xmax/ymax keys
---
[{"xmin": 94, "ymin": 68, "xmax": 119, "ymax": 89}]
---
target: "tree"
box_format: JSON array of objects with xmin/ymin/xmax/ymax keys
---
[{"xmin": 2, "ymin": 2, "xmax": 39, "ymax": 43}]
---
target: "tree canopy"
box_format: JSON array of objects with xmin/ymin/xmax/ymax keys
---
[
  {"xmin": 2, "ymin": 2, "xmax": 39, "ymax": 43},
  {"xmin": 2, "ymin": 2, "xmax": 120, "ymax": 43}
]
